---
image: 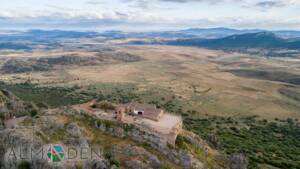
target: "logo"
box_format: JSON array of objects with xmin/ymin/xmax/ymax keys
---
[
  {"xmin": 5, "ymin": 144, "xmax": 103, "ymax": 164},
  {"xmin": 47, "ymin": 145, "xmax": 65, "ymax": 162}
]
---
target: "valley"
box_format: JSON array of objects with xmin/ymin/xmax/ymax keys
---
[
  {"xmin": 1, "ymin": 30, "xmax": 300, "ymax": 169},
  {"xmin": 1, "ymin": 42, "xmax": 299, "ymax": 120}
]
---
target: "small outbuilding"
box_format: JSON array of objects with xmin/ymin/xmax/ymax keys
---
[{"xmin": 122, "ymin": 103, "xmax": 164, "ymax": 121}]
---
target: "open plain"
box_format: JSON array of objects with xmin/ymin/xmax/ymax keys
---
[{"xmin": 1, "ymin": 42, "xmax": 299, "ymax": 120}]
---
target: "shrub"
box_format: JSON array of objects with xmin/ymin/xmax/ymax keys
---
[
  {"xmin": 175, "ymin": 135, "xmax": 189, "ymax": 149},
  {"xmin": 184, "ymin": 116, "xmax": 300, "ymax": 169},
  {"xmin": 163, "ymin": 165, "xmax": 172, "ymax": 169},
  {"xmin": 110, "ymin": 159, "xmax": 120, "ymax": 167},
  {"xmin": 30, "ymin": 109, "xmax": 38, "ymax": 117},
  {"xmin": 17, "ymin": 161, "xmax": 31, "ymax": 169},
  {"xmin": 76, "ymin": 164, "xmax": 83, "ymax": 169},
  {"xmin": 92, "ymin": 101, "xmax": 115, "ymax": 111},
  {"xmin": 104, "ymin": 152, "xmax": 112, "ymax": 160}
]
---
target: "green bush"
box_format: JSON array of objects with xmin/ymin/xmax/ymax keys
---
[
  {"xmin": 175, "ymin": 135, "xmax": 189, "ymax": 150},
  {"xmin": 0, "ymin": 82, "xmax": 91, "ymax": 108},
  {"xmin": 184, "ymin": 116, "xmax": 300, "ymax": 169},
  {"xmin": 92, "ymin": 101, "xmax": 115, "ymax": 111},
  {"xmin": 104, "ymin": 152, "xmax": 112, "ymax": 160},
  {"xmin": 76, "ymin": 164, "xmax": 83, "ymax": 169},
  {"xmin": 17, "ymin": 161, "xmax": 31, "ymax": 169},
  {"xmin": 163, "ymin": 165, "xmax": 172, "ymax": 169},
  {"xmin": 30, "ymin": 109, "xmax": 38, "ymax": 117},
  {"xmin": 110, "ymin": 159, "xmax": 120, "ymax": 167}
]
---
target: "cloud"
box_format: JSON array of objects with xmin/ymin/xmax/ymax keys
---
[
  {"xmin": 129, "ymin": 0, "xmax": 153, "ymax": 9},
  {"xmin": 125, "ymin": 0, "xmax": 232, "ymax": 4},
  {"xmin": 1, "ymin": 11, "xmax": 299, "ymax": 31},
  {"xmin": 0, "ymin": 0, "xmax": 299, "ymax": 31},
  {"xmin": 86, "ymin": 0, "xmax": 106, "ymax": 5},
  {"xmin": 160, "ymin": 0, "xmax": 223, "ymax": 3},
  {"xmin": 254, "ymin": 1, "xmax": 286, "ymax": 9},
  {"xmin": 129, "ymin": 0, "xmax": 297, "ymax": 9}
]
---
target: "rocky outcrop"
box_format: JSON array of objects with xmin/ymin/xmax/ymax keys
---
[
  {"xmin": 92, "ymin": 117, "xmax": 206, "ymax": 169},
  {"xmin": 0, "ymin": 90, "xmax": 39, "ymax": 121},
  {"xmin": 0, "ymin": 119, "xmax": 4, "ymax": 130},
  {"xmin": 157, "ymin": 147, "xmax": 207, "ymax": 169},
  {"xmin": 207, "ymin": 134, "xmax": 222, "ymax": 149},
  {"xmin": 66, "ymin": 122, "xmax": 82, "ymax": 137},
  {"xmin": 0, "ymin": 117, "xmax": 114, "ymax": 169},
  {"xmin": 83, "ymin": 159, "xmax": 111, "ymax": 169},
  {"xmin": 112, "ymin": 145, "xmax": 163, "ymax": 169},
  {"xmin": 37, "ymin": 116, "xmax": 89, "ymax": 148},
  {"xmin": 182, "ymin": 130, "xmax": 209, "ymax": 150},
  {"xmin": 181, "ymin": 153, "xmax": 206, "ymax": 169},
  {"xmin": 31, "ymin": 159, "xmax": 53, "ymax": 169},
  {"xmin": 0, "ymin": 90, "xmax": 25, "ymax": 115},
  {"xmin": 125, "ymin": 160, "xmax": 151, "ymax": 169},
  {"xmin": 95, "ymin": 120, "xmax": 166, "ymax": 149},
  {"xmin": 64, "ymin": 122, "xmax": 89, "ymax": 147},
  {"xmin": 0, "ymin": 129, "xmax": 44, "ymax": 169},
  {"xmin": 229, "ymin": 152, "xmax": 248, "ymax": 169}
]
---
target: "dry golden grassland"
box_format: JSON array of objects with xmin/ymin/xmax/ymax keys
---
[{"xmin": 1, "ymin": 45, "xmax": 299, "ymax": 120}]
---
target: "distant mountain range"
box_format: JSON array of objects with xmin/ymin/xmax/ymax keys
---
[
  {"xmin": 98, "ymin": 27, "xmax": 300, "ymax": 39},
  {"xmin": 166, "ymin": 32, "xmax": 300, "ymax": 50},
  {"xmin": 99, "ymin": 28, "xmax": 300, "ymax": 39},
  {"xmin": 1, "ymin": 28, "xmax": 300, "ymax": 53},
  {"xmin": 176, "ymin": 28, "xmax": 300, "ymax": 39},
  {"xmin": 172, "ymin": 27, "xmax": 263, "ymax": 39},
  {"xmin": 0, "ymin": 42, "xmax": 31, "ymax": 50},
  {"xmin": 1, "ymin": 28, "xmax": 300, "ymax": 40},
  {"xmin": 0, "ymin": 30, "xmax": 99, "ymax": 41}
]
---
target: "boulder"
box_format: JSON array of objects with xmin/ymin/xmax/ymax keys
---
[
  {"xmin": 84, "ymin": 159, "xmax": 111, "ymax": 169},
  {"xmin": 112, "ymin": 145, "xmax": 163, "ymax": 169},
  {"xmin": 229, "ymin": 152, "xmax": 248, "ymax": 169},
  {"xmin": 125, "ymin": 160, "xmax": 151, "ymax": 169},
  {"xmin": 66, "ymin": 123, "xmax": 82, "ymax": 138}
]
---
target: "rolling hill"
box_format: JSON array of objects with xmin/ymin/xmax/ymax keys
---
[
  {"xmin": 166, "ymin": 32, "xmax": 300, "ymax": 50},
  {"xmin": 0, "ymin": 42, "xmax": 31, "ymax": 50}
]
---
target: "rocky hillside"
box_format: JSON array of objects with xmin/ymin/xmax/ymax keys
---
[
  {"xmin": 0, "ymin": 90, "xmax": 243, "ymax": 169},
  {"xmin": 0, "ymin": 112, "xmax": 225, "ymax": 169},
  {"xmin": 0, "ymin": 89, "xmax": 38, "ymax": 118}
]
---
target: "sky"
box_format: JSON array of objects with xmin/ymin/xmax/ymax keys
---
[{"xmin": 0, "ymin": 0, "xmax": 299, "ymax": 31}]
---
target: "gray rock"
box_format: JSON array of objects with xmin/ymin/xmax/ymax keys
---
[
  {"xmin": 84, "ymin": 159, "xmax": 111, "ymax": 169},
  {"xmin": 31, "ymin": 159, "xmax": 52, "ymax": 169},
  {"xmin": 112, "ymin": 145, "xmax": 162, "ymax": 169},
  {"xmin": 229, "ymin": 152, "xmax": 248, "ymax": 169},
  {"xmin": 66, "ymin": 123, "xmax": 82, "ymax": 138},
  {"xmin": 0, "ymin": 119, "xmax": 4, "ymax": 130},
  {"xmin": 125, "ymin": 160, "xmax": 152, "ymax": 169},
  {"xmin": 113, "ymin": 127, "xmax": 125, "ymax": 138}
]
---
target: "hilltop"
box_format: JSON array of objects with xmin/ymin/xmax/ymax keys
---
[{"xmin": 167, "ymin": 32, "xmax": 300, "ymax": 50}]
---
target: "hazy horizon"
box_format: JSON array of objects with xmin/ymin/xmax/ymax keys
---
[
  {"xmin": 1, "ymin": 0, "xmax": 300, "ymax": 31},
  {"xmin": 1, "ymin": 27, "xmax": 300, "ymax": 33}
]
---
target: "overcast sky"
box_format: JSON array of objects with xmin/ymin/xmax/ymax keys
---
[{"xmin": 0, "ymin": 0, "xmax": 299, "ymax": 31}]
